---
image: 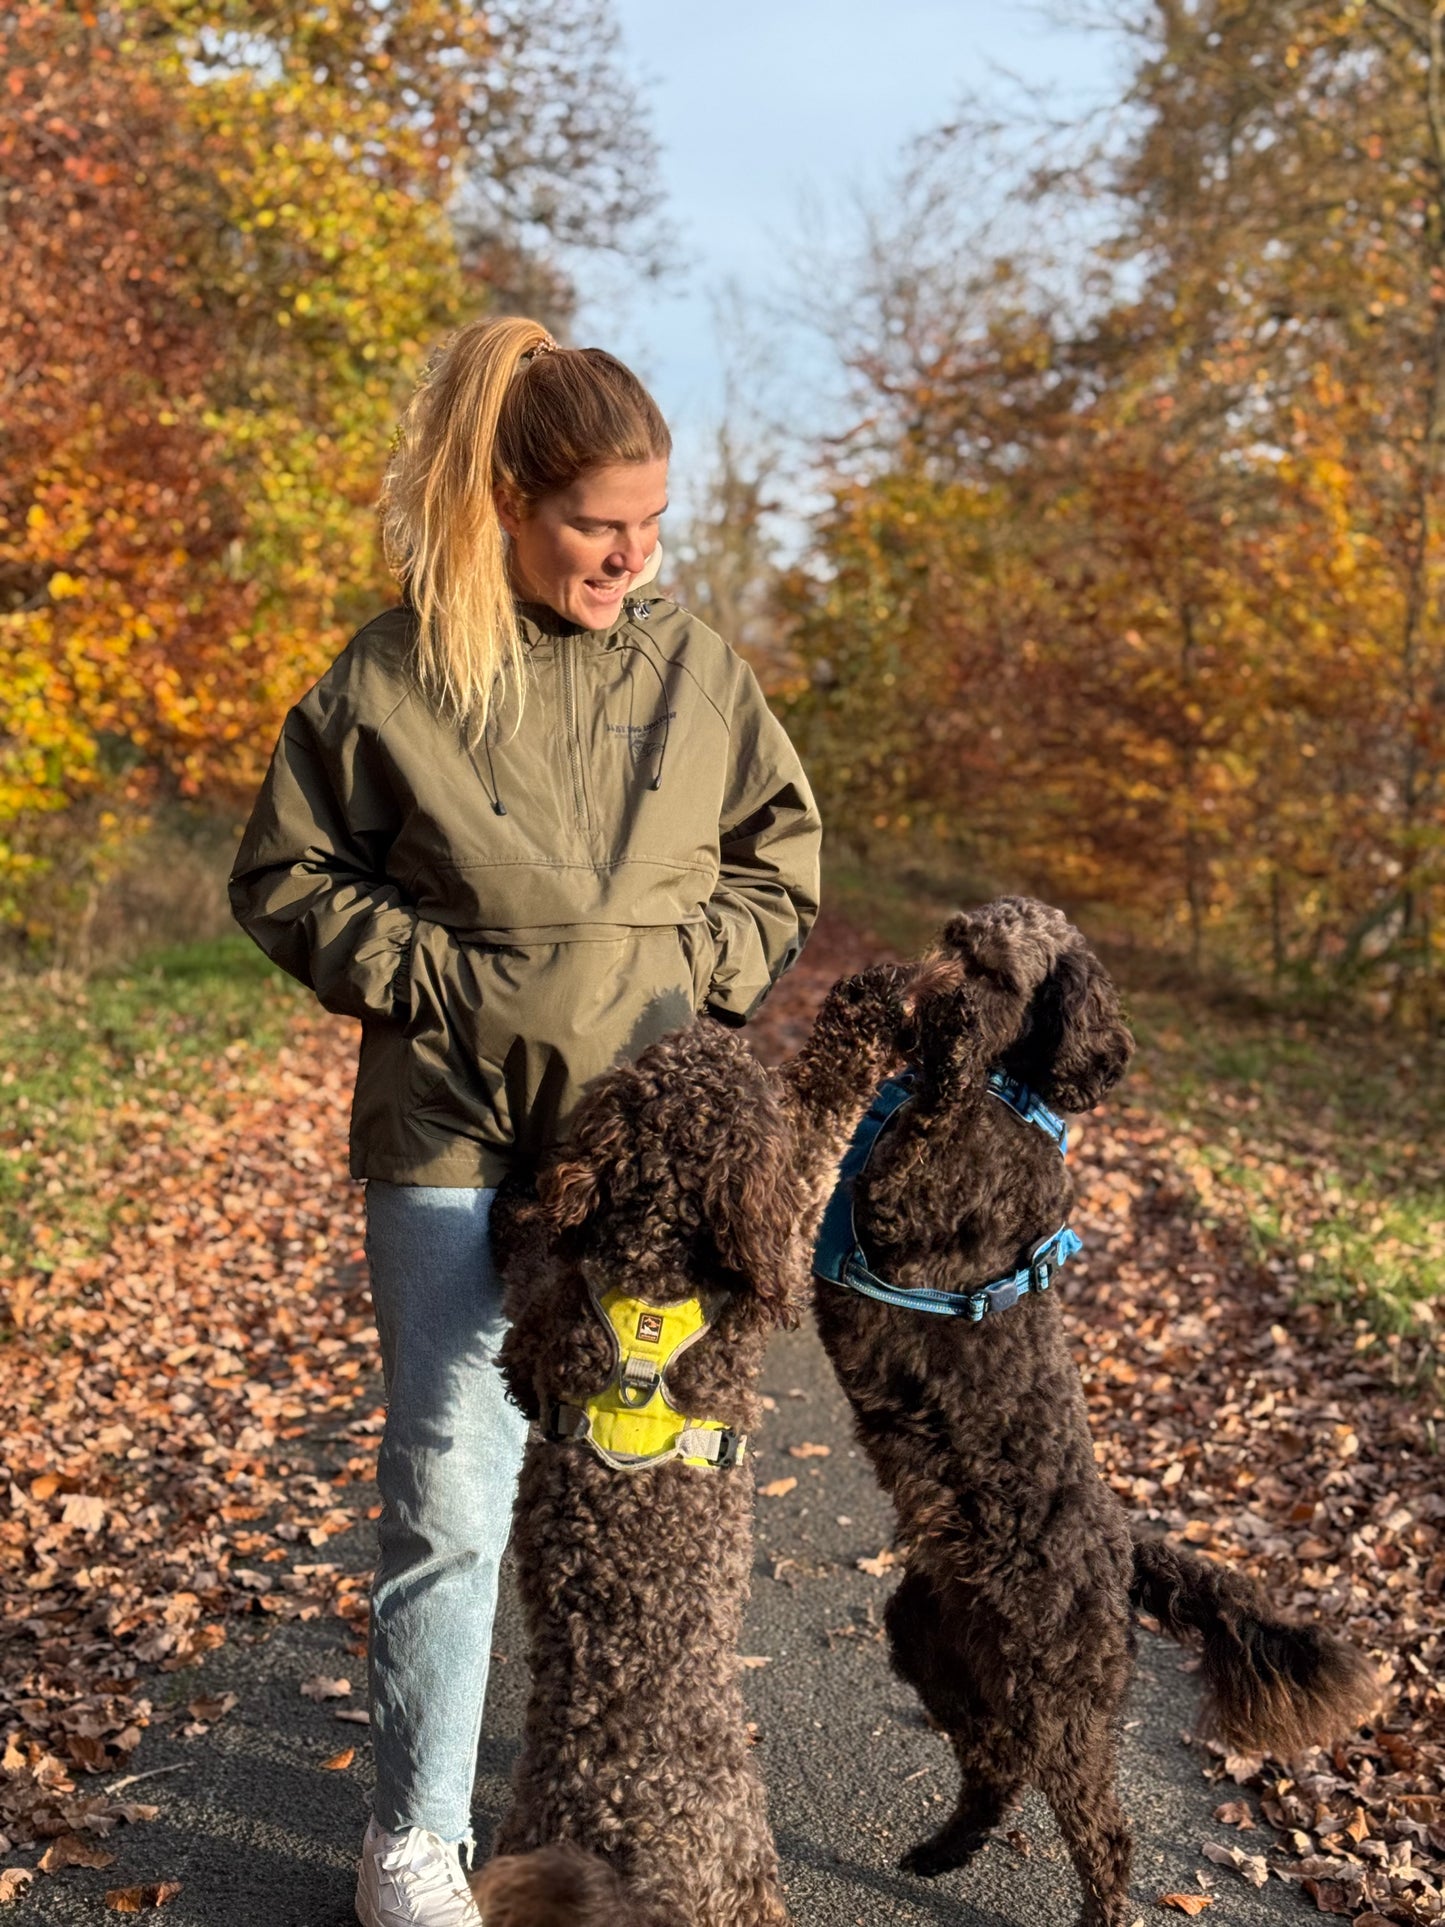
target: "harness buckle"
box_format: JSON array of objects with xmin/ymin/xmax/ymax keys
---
[
  {"xmin": 712, "ymin": 1429, "xmax": 744, "ymax": 1470},
  {"xmin": 543, "ymin": 1399, "xmax": 586, "ymax": 1444},
  {"xmin": 976, "ymin": 1276, "xmax": 1025, "ymax": 1318},
  {"xmin": 1028, "ymin": 1234, "xmax": 1060, "ymax": 1294}
]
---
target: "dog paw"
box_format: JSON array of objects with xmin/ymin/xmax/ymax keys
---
[
  {"xmin": 840, "ymin": 963, "xmax": 919, "ymax": 1043},
  {"xmin": 898, "ymin": 1826, "xmax": 990, "ymax": 1879}
]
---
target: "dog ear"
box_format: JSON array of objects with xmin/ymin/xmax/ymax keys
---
[
  {"xmin": 534, "ymin": 1156, "xmax": 602, "ymax": 1230},
  {"xmin": 905, "ymin": 897, "xmax": 1070, "ymax": 1105},
  {"xmin": 702, "ymin": 1094, "xmax": 805, "ymax": 1321},
  {"xmin": 533, "ymin": 1103, "xmax": 635, "ymax": 1231},
  {"xmin": 1016, "ymin": 940, "xmax": 1134, "ymax": 1113}
]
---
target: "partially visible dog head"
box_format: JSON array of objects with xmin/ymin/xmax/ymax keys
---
[
  {"xmin": 532, "ymin": 1021, "xmax": 806, "ymax": 1319},
  {"xmin": 907, "ymin": 896, "xmax": 1133, "ymax": 1113}
]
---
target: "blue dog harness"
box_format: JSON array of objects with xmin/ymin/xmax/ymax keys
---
[{"xmin": 812, "ymin": 1070, "xmax": 1083, "ymax": 1321}]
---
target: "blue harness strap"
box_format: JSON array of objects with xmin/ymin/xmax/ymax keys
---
[
  {"xmin": 985, "ymin": 1068, "xmax": 1070, "ymax": 1155},
  {"xmin": 812, "ymin": 1068, "xmax": 1083, "ymax": 1322}
]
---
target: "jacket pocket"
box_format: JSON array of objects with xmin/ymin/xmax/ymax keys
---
[
  {"xmin": 676, "ymin": 914, "xmax": 719, "ymax": 1011},
  {"xmin": 403, "ymin": 919, "xmax": 515, "ymax": 1130}
]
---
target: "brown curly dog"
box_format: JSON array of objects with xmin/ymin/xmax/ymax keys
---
[
  {"xmin": 812, "ymin": 898, "xmax": 1377, "ymax": 1927},
  {"xmin": 472, "ymin": 966, "xmax": 910, "ymax": 1927}
]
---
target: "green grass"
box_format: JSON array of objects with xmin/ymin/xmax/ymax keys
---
[
  {"xmin": 1, "ymin": 934, "xmax": 308, "ymax": 1292},
  {"xmin": 1125, "ymin": 992, "xmax": 1443, "ymax": 1341},
  {"xmin": 825, "ymin": 846, "xmax": 1445, "ymax": 1343}
]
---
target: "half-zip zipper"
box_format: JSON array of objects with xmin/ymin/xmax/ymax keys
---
[{"xmin": 560, "ymin": 635, "xmax": 592, "ymax": 834}]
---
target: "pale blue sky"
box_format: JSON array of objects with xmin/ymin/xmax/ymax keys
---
[{"xmin": 574, "ymin": 1, "xmax": 1124, "ymax": 491}]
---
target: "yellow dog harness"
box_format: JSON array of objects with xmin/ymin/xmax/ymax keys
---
[{"xmin": 544, "ymin": 1284, "xmax": 747, "ymax": 1473}]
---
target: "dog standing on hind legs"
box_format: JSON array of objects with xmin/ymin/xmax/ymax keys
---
[
  {"xmin": 812, "ymin": 898, "xmax": 1378, "ymax": 1927},
  {"xmin": 472, "ymin": 966, "xmax": 913, "ymax": 1927}
]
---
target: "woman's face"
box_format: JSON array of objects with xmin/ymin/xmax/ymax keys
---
[{"xmin": 497, "ymin": 459, "xmax": 668, "ymax": 631}]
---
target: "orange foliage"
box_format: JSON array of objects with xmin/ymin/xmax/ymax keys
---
[
  {"xmin": 784, "ymin": 1, "xmax": 1445, "ymax": 1010},
  {"xmin": 0, "ymin": 0, "xmax": 662, "ymax": 945}
]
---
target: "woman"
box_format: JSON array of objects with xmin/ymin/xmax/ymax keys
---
[{"xmin": 228, "ymin": 316, "xmax": 821, "ymax": 1927}]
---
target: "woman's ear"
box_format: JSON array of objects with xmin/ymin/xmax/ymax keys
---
[
  {"xmin": 493, "ymin": 483, "xmax": 523, "ymax": 540},
  {"xmin": 1021, "ymin": 942, "xmax": 1134, "ymax": 1114}
]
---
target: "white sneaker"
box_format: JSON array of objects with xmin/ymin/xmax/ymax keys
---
[{"xmin": 355, "ymin": 1816, "xmax": 484, "ymax": 1927}]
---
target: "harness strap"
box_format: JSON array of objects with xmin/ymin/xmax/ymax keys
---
[
  {"xmin": 812, "ymin": 1075, "xmax": 917, "ymax": 1295},
  {"xmin": 813, "ymin": 1067, "xmax": 1083, "ymax": 1320},
  {"xmin": 545, "ymin": 1399, "xmax": 746, "ymax": 1473},
  {"xmin": 829, "ymin": 1223, "xmax": 1083, "ymax": 1322},
  {"xmin": 987, "ymin": 1068, "xmax": 1069, "ymax": 1154}
]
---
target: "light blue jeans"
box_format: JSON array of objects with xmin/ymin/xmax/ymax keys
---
[{"xmin": 363, "ymin": 1182, "xmax": 529, "ymax": 1847}]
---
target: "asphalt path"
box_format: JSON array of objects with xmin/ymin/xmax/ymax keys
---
[{"xmin": 9, "ymin": 1319, "xmax": 1313, "ymax": 1927}]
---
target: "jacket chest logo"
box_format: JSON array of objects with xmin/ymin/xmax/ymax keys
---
[{"xmin": 606, "ymin": 708, "xmax": 675, "ymax": 742}]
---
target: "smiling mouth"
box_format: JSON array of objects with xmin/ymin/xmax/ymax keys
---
[{"xmin": 585, "ymin": 578, "xmax": 626, "ymax": 598}]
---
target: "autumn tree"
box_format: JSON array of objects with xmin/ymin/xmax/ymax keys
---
[
  {"xmin": 782, "ymin": 0, "xmax": 1445, "ymax": 1014},
  {"xmin": 0, "ymin": 0, "xmax": 662, "ymax": 954}
]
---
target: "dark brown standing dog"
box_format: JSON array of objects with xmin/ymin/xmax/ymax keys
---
[
  {"xmin": 473, "ymin": 967, "xmax": 911, "ymax": 1927},
  {"xmin": 812, "ymin": 898, "xmax": 1377, "ymax": 1927}
]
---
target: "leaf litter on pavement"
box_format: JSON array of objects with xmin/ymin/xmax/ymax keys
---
[
  {"xmin": 1, "ymin": 1014, "xmax": 376, "ymax": 1891},
  {"xmin": 0, "ymin": 908, "xmax": 1440, "ymax": 1920}
]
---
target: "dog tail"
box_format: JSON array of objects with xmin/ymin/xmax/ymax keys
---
[
  {"xmin": 471, "ymin": 1845, "xmax": 673, "ymax": 1927},
  {"xmin": 1130, "ymin": 1530, "xmax": 1378, "ymax": 1756}
]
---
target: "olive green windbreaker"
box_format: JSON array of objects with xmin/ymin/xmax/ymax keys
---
[{"xmin": 228, "ymin": 591, "xmax": 821, "ymax": 1186}]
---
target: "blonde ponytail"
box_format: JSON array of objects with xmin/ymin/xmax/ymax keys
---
[{"xmin": 380, "ymin": 315, "xmax": 670, "ymax": 742}]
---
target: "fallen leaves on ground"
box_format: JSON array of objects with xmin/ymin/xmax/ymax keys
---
[
  {"xmin": 0, "ymin": 907, "xmax": 1440, "ymax": 1921},
  {"xmin": 856, "ymin": 1549, "xmax": 899, "ymax": 1577},
  {"xmin": 181, "ymin": 1690, "xmax": 237, "ymax": 1737},
  {"xmin": 0, "ymin": 1016, "xmax": 377, "ymax": 1869},
  {"xmin": 37, "ymin": 1832, "xmax": 116, "ymax": 1871},
  {"xmin": 1060, "ymin": 1091, "xmax": 1445, "ymax": 1925},
  {"xmin": 787, "ymin": 1442, "xmax": 831, "ymax": 1459},
  {"xmin": 1158, "ymin": 1897, "xmax": 1214, "ymax": 1916},
  {"xmin": 319, "ymin": 1746, "xmax": 353, "ymax": 1772},
  {"xmin": 758, "ymin": 1477, "xmax": 798, "ymax": 1499},
  {"xmin": 104, "ymin": 1882, "xmax": 182, "ymax": 1911},
  {"xmin": 1213, "ymin": 1800, "xmax": 1255, "ymax": 1828},
  {"xmin": 299, "ymin": 1675, "xmax": 350, "ymax": 1701},
  {"xmin": 1201, "ymin": 1839, "xmax": 1268, "ymax": 1887}
]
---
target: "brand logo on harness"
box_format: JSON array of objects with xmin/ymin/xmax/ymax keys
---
[{"xmin": 635, "ymin": 1311, "xmax": 664, "ymax": 1344}]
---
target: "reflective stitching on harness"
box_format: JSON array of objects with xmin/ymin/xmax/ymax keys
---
[{"xmin": 812, "ymin": 1067, "xmax": 1083, "ymax": 1319}]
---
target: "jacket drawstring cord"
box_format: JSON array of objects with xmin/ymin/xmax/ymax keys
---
[
  {"xmin": 468, "ymin": 677, "xmax": 509, "ymax": 816},
  {"xmin": 483, "ymin": 726, "xmax": 507, "ymax": 815}
]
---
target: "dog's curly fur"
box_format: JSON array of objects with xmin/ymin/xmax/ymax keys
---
[
  {"xmin": 812, "ymin": 898, "xmax": 1378, "ymax": 1927},
  {"xmin": 473, "ymin": 968, "xmax": 912, "ymax": 1927}
]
